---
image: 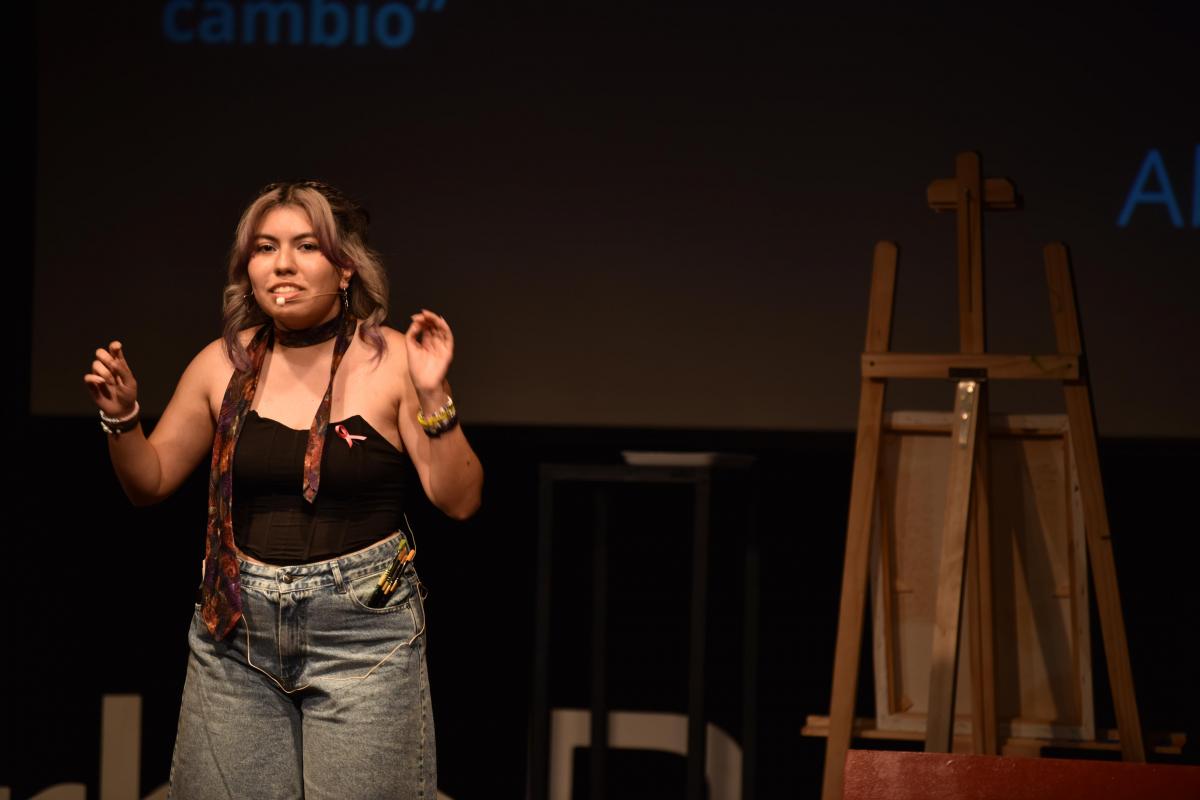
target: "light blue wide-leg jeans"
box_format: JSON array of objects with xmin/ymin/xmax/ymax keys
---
[{"xmin": 168, "ymin": 532, "xmax": 435, "ymax": 799}]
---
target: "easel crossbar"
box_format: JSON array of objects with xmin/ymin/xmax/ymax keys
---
[{"xmin": 862, "ymin": 353, "xmax": 1078, "ymax": 380}]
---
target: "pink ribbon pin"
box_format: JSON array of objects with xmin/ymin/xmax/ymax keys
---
[{"xmin": 335, "ymin": 424, "xmax": 367, "ymax": 448}]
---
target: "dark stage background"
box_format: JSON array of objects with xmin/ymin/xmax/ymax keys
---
[
  {"xmin": 31, "ymin": 1, "xmax": 1200, "ymax": 435},
  {"xmin": 11, "ymin": 1, "xmax": 1199, "ymax": 798}
]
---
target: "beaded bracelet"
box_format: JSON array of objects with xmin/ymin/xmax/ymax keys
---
[
  {"xmin": 99, "ymin": 401, "xmax": 141, "ymax": 436},
  {"xmin": 417, "ymin": 396, "xmax": 458, "ymax": 437}
]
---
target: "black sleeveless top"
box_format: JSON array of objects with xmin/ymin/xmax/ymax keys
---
[{"xmin": 232, "ymin": 410, "xmax": 411, "ymax": 565}]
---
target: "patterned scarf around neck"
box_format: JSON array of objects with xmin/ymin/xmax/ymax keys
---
[{"xmin": 200, "ymin": 312, "xmax": 358, "ymax": 640}]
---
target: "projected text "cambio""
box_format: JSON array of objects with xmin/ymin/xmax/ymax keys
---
[{"xmin": 163, "ymin": 0, "xmax": 446, "ymax": 48}]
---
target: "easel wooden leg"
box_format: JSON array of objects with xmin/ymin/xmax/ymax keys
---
[
  {"xmin": 924, "ymin": 380, "xmax": 982, "ymax": 753},
  {"xmin": 821, "ymin": 243, "xmax": 897, "ymax": 800},
  {"xmin": 966, "ymin": 391, "xmax": 997, "ymax": 754},
  {"xmin": 1044, "ymin": 244, "xmax": 1146, "ymax": 762}
]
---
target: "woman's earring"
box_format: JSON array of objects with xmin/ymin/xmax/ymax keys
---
[{"xmin": 340, "ymin": 284, "xmax": 349, "ymax": 312}]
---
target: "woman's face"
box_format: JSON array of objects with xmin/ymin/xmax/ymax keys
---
[{"xmin": 247, "ymin": 205, "xmax": 351, "ymax": 330}]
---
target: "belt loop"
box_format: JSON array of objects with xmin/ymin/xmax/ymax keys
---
[{"xmin": 331, "ymin": 559, "xmax": 346, "ymax": 594}]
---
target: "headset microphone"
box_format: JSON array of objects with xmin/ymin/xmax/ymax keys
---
[{"xmin": 273, "ymin": 291, "xmax": 340, "ymax": 306}]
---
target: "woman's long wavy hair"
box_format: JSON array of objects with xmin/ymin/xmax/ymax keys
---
[{"xmin": 221, "ymin": 180, "xmax": 388, "ymax": 371}]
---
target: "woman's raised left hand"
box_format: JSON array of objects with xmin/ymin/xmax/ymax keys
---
[{"xmin": 405, "ymin": 309, "xmax": 454, "ymax": 401}]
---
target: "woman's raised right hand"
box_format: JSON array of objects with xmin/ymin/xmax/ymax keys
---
[{"xmin": 84, "ymin": 341, "xmax": 139, "ymax": 418}]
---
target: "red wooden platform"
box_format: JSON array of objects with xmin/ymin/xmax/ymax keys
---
[{"xmin": 842, "ymin": 749, "xmax": 1200, "ymax": 800}]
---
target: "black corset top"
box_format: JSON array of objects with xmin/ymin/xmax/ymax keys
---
[{"xmin": 232, "ymin": 410, "xmax": 412, "ymax": 565}]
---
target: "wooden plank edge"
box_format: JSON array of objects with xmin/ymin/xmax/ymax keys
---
[
  {"xmin": 800, "ymin": 716, "xmax": 1184, "ymax": 755},
  {"xmin": 885, "ymin": 411, "xmax": 1068, "ymax": 436}
]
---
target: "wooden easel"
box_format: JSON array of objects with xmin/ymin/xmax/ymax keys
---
[{"xmin": 819, "ymin": 152, "xmax": 1146, "ymax": 800}]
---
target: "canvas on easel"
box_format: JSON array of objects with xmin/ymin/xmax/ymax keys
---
[{"xmin": 869, "ymin": 411, "xmax": 1095, "ymax": 742}]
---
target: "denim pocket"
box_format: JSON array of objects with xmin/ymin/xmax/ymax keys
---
[
  {"xmin": 343, "ymin": 568, "xmax": 428, "ymax": 649},
  {"xmin": 345, "ymin": 568, "xmax": 416, "ymax": 615}
]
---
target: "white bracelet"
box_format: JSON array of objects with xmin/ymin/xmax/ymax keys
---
[{"xmin": 99, "ymin": 401, "xmax": 141, "ymax": 435}]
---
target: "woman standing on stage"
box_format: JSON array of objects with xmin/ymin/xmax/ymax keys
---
[{"xmin": 84, "ymin": 180, "xmax": 481, "ymax": 799}]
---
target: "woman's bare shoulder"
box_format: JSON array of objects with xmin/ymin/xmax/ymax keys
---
[
  {"xmin": 363, "ymin": 324, "xmax": 407, "ymax": 368},
  {"xmin": 379, "ymin": 324, "xmax": 407, "ymax": 350},
  {"xmin": 187, "ymin": 328, "xmax": 260, "ymax": 379},
  {"xmin": 347, "ymin": 325, "xmax": 405, "ymax": 400}
]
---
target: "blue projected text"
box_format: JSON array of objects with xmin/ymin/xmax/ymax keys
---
[
  {"xmin": 163, "ymin": 0, "xmax": 446, "ymax": 48},
  {"xmin": 1117, "ymin": 145, "xmax": 1200, "ymax": 229}
]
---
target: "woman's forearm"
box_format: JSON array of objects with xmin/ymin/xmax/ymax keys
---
[
  {"xmin": 105, "ymin": 425, "xmax": 167, "ymax": 506},
  {"xmin": 415, "ymin": 387, "xmax": 483, "ymax": 519},
  {"xmin": 424, "ymin": 425, "xmax": 483, "ymax": 520}
]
